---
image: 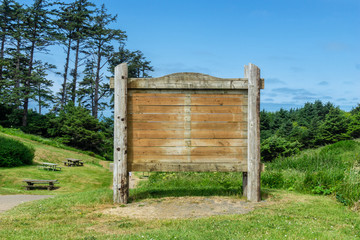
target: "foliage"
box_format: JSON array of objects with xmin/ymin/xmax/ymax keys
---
[
  {"xmin": 263, "ymin": 140, "xmax": 360, "ymax": 205},
  {"xmin": 48, "ymin": 102, "xmax": 105, "ymax": 154},
  {"xmin": 0, "ymin": 135, "xmax": 34, "ymax": 167},
  {"xmin": 261, "ymin": 135, "xmax": 301, "ymax": 162},
  {"xmin": 316, "ymin": 107, "xmax": 350, "ymax": 144},
  {"xmin": 0, "ymin": 126, "xmax": 105, "ymax": 160}
]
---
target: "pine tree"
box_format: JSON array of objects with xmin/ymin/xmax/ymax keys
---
[
  {"xmin": 69, "ymin": 0, "xmax": 94, "ymax": 104},
  {"xmin": 80, "ymin": 4, "xmax": 126, "ymax": 118},
  {"xmin": 32, "ymin": 61, "xmax": 55, "ymax": 114},
  {"xmin": 317, "ymin": 108, "xmax": 351, "ymax": 144},
  {"xmin": 5, "ymin": 1, "xmax": 26, "ymax": 108},
  {"xmin": 53, "ymin": 1, "xmax": 77, "ymax": 108},
  {"xmin": 0, "ymin": 0, "xmax": 17, "ymax": 100},
  {"xmin": 21, "ymin": 0, "xmax": 55, "ymax": 126}
]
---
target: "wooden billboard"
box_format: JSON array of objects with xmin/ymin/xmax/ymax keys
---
[{"xmin": 112, "ymin": 63, "xmax": 263, "ymax": 204}]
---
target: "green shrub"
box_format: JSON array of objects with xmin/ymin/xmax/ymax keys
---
[
  {"xmin": 0, "ymin": 136, "xmax": 34, "ymax": 167},
  {"xmin": 261, "ymin": 171, "xmax": 284, "ymax": 188},
  {"xmin": 261, "ymin": 135, "xmax": 302, "ymax": 162}
]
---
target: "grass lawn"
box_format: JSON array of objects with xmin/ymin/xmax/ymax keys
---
[
  {"xmin": 0, "ymin": 132, "xmax": 111, "ymax": 195},
  {"xmin": 0, "ymin": 133, "xmax": 359, "ymax": 239},
  {"xmin": 0, "ymin": 189, "xmax": 359, "ymax": 239}
]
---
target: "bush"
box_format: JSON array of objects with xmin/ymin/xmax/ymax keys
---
[
  {"xmin": 0, "ymin": 136, "xmax": 34, "ymax": 167},
  {"xmin": 261, "ymin": 135, "xmax": 302, "ymax": 162}
]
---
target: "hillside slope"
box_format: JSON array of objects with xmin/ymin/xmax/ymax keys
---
[{"xmin": 0, "ymin": 132, "xmax": 112, "ymax": 195}]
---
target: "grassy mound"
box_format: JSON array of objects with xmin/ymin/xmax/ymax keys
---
[
  {"xmin": 262, "ymin": 140, "xmax": 360, "ymax": 205},
  {"xmin": 0, "ymin": 135, "xmax": 34, "ymax": 167},
  {"xmin": 0, "ymin": 132, "xmax": 111, "ymax": 195}
]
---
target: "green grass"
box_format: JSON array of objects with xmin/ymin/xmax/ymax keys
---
[
  {"xmin": 262, "ymin": 140, "xmax": 360, "ymax": 205},
  {"xmin": 0, "ymin": 132, "xmax": 111, "ymax": 195},
  {"xmin": 0, "ymin": 125, "xmax": 105, "ymax": 160},
  {"xmin": 0, "ymin": 189, "xmax": 359, "ymax": 239},
  {"xmin": 1, "ymin": 132, "xmax": 359, "ymax": 239},
  {"xmin": 131, "ymin": 172, "xmax": 245, "ymax": 202}
]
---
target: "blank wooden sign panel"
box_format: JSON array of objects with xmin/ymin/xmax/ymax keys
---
[{"xmin": 113, "ymin": 63, "xmax": 263, "ymax": 203}]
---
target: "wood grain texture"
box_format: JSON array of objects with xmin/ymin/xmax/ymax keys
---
[
  {"xmin": 128, "ymin": 129, "xmax": 247, "ymax": 139},
  {"xmin": 128, "ymin": 96, "xmax": 247, "ymax": 106},
  {"xmin": 129, "ymin": 105, "xmax": 247, "ymax": 114},
  {"xmin": 246, "ymin": 63, "xmax": 261, "ymax": 202},
  {"xmin": 113, "ymin": 63, "xmax": 129, "ymax": 204},
  {"xmin": 129, "ymin": 162, "xmax": 247, "ymax": 172},
  {"xmin": 129, "ymin": 146, "xmax": 246, "ymax": 156},
  {"xmin": 130, "ymin": 139, "xmax": 247, "ymax": 147},
  {"xmin": 129, "ymin": 122, "xmax": 247, "ymax": 130},
  {"xmin": 126, "ymin": 72, "xmax": 264, "ymax": 90}
]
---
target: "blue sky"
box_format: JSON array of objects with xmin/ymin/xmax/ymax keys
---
[
  {"xmin": 109, "ymin": 0, "xmax": 360, "ymax": 111},
  {"xmin": 25, "ymin": 0, "xmax": 360, "ymax": 112}
]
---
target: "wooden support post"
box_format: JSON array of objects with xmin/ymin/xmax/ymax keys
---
[
  {"xmin": 242, "ymin": 172, "xmax": 248, "ymax": 197},
  {"xmin": 113, "ymin": 63, "xmax": 129, "ymax": 204},
  {"xmin": 245, "ymin": 63, "xmax": 261, "ymax": 202}
]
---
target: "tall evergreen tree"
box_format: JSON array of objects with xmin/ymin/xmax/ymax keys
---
[
  {"xmin": 54, "ymin": 1, "xmax": 76, "ymax": 108},
  {"xmin": 80, "ymin": 4, "xmax": 126, "ymax": 118},
  {"xmin": 5, "ymin": 1, "xmax": 26, "ymax": 108},
  {"xmin": 32, "ymin": 60, "xmax": 55, "ymax": 114},
  {"xmin": 21, "ymin": 0, "xmax": 55, "ymax": 126},
  {"xmin": 68, "ymin": 0, "xmax": 94, "ymax": 104},
  {"xmin": 0, "ymin": 0, "xmax": 17, "ymax": 99}
]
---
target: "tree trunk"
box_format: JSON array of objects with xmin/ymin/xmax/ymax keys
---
[
  {"xmin": 61, "ymin": 38, "xmax": 72, "ymax": 108},
  {"xmin": 72, "ymin": 38, "xmax": 80, "ymax": 103},
  {"xmin": 22, "ymin": 41, "xmax": 35, "ymax": 127},
  {"xmin": 0, "ymin": 34, "xmax": 5, "ymax": 91},
  {"xmin": 93, "ymin": 45, "xmax": 101, "ymax": 119},
  {"xmin": 14, "ymin": 38, "xmax": 21, "ymax": 108},
  {"xmin": 38, "ymin": 84, "xmax": 41, "ymax": 114}
]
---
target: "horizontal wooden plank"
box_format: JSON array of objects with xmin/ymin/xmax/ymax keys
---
[
  {"xmin": 129, "ymin": 89, "xmax": 248, "ymax": 95},
  {"xmin": 129, "ymin": 92, "xmax": 247, "ymax": 98},
  {"xmin": 191, "ymin": 113, "xmax": 246, "ymax": 122},
  {"xmin": 128, "ymin": 155, "xmax": 247, "ymax": 163},
  {"xmin": 129, "ymin": 96, "xmax": 247, "ymax": 106},
  {"xmin": 110, "ymin": 77, "xmax": 264, "ymax": 90},
  {"xmin": 128, "ymin": 78, "xmax": 249, "ymax": 90},
  {"xmin": 128, "ymin": 162, "xmax": 247, "ymax": 172},
  {"xmin": 129, "ymin": 130, "xmax": 247, "ymax": 139},
  {"xmin": 128, "ymin": 105, "xmax": 247, "ymax": 114},
  {"xmin": 129, "ymin": 146, "xmax": 247, "ymax": 156},
  {"xmin": 129, "ymin": 139, "xmax": 248, "ymax": 147},
  {"xmin": 128, "ymin": 122, "xmax": 247, "ymax": 130},
  {"xmin": 128, "ymin": 113, "xmax": 247, "ymax": 122}
]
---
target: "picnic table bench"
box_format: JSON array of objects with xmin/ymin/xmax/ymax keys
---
[
  {"xmin": 23, "ymin": 179, "xmax": 59, "ymax": 190},
  {"xmin": 63, "ymin": 158, "xmax": 84, "ymax": 167},
  {"xmin": 38, "ymin": 162, "xmax": 62, "ymax": 171}
]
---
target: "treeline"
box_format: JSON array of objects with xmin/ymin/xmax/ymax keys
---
[
  {"xmin": 0, "ymin": 0, "xmax": 153, "ymax": 127},
  {"xmin": 261, "ymin": 100, "xmax": 360, "ymax": 161}
]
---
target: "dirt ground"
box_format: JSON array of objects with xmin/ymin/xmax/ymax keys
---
[
  {"xmin": 103, "ymin": 173, "xmax": 268, "ymax": 220},
  {"xmin": 101, "ymin": 196, "xmax": 266, "ymax": 219}
]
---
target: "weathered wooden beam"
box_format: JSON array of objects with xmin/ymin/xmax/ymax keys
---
[
  {"xmin": 110, "ymin": 77, "xmax": 114, "ymax": 89},
  {"xmin": 110, "ymin": 77, "xmax": 264, "ymax": 90},
  {"xmin": 242, "ymin": 172, "xmax": 248, "ymax": 198},
  {"xmin": 129, "ymin": 162, "xmax": 247, "ymax": 172},
  {"xmin": 113, "ymin": 63, "xmax": 129, "ymax": 204},
  {"xmin": 245, "ymin": 63, "xmax": 261, "ymax": 202}
]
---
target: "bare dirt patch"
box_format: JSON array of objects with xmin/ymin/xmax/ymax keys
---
[{"xmin": 101, "ymin": 196, "xmax": 269, "ymax": 220}]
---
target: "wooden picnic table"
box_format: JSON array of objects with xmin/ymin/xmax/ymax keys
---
[
  {"xmin": 38, "ymin": 162, "xmax": 61, "ymax": 171},
  {"xmin": 63, "ymin": 158, "xmax": 84, "ymax": 167},
  {"xmin": 23, "ymin": 179, "xmax": 59, "ymax": 190}
]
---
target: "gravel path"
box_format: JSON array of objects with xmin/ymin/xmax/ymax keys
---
[{"xmin": 0, "ymin": 195, "xmax": 54, "ymax": 213}]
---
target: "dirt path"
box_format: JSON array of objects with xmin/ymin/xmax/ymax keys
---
[
  {"xmin": 0, "ymin": 195, "xmax": 54, "ymax": 213},
  {"xmin": 101, "ymin": 196, "xmax": 268, "ymax": 219}
]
